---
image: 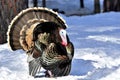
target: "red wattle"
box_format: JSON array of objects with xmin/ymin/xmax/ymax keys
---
[{"xmin": 61, "ymin": 41, "xmax": 67, "ymax": 46}]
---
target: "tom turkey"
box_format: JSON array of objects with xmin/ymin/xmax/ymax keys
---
[{"xmin": 7, "ymin": 7, "xmax": 74, "ymax": 77}]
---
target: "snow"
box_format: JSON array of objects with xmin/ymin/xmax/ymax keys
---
[
  {"xmin": 1, "ymin": 0, "xmax": 120, "ymax": 79},
  {"xmin": 65, "ymin": 12, "xmax": 120, "ymax": 80},
  {"xmin": 1, "ymin": 12, "xmax": 120, "ymax": 80}
]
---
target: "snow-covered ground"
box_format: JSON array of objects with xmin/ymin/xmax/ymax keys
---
[
  {"xmin": 1, "ymin": 0, "xmax": 120, "ymax": 80},
  {"xmin": 0, "ymin": 11, "xmax": 120, "ymax": 80}
]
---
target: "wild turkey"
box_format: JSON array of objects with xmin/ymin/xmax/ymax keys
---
[{"xmin": 7, "ymin": 7, "xmax": 74, "ymax": 77}]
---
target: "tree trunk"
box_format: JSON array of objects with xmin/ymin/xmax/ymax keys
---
[
  {"xmin": 103, "ymin": 0, "xmax": 110, "ymax": 12},
  {"xmin": 113, "ymin": 0, "xmax": 120, "ymax": 11},
  {"xmin": 94, "ymin": 0, "xmax": 101, "ymax": 13},
  {"xmin": 103, "ymin": 0, "xmax": 120, "ymax": 12},
  {"xmin": 0, "ymin": 0, "xmax": 28, "ymax": 44},
  {"xmin": 42, "ymin": 0, "xmax": 46, "ymax": 7},
  {"xmin": 33, "ymin": 0, "xmax": 38, "ymax": 7},
  {"xmin": 80, "ymin": 0, "xmax": 84, "ymax": 8}
]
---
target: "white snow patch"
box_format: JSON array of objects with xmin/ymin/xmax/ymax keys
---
[
  {"xmin": 86, "ymin": 35, "xmax": 120, "ymax": 44},
  {"xmin": 85, "ymin": 26, "xmax": 120, "ymax": 32}
]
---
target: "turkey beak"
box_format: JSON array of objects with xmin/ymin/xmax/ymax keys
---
[{"xmin": 59, "ymin": 29, "xmax": 68, "ymax": 46}]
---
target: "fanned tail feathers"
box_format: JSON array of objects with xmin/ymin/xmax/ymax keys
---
[{"xmin": 7, "ymin": 7, "xmax": 67, "ymax": 51}]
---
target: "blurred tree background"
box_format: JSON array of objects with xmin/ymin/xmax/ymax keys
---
[
  {"xmin": 0, "ymin": 0, "xmax": 28, "ymax": 44},
  {"xmin": 0, "ymin": 0, "xmax": 120, "ymax": 44},
  {"xmin": 103, "ymin": 0, "xmax": 120, "ymax": 12}
]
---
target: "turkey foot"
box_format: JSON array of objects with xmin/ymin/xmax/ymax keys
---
[{"xmin": 45, "ymin": 70, "xmax": 54, "ymax": 77}]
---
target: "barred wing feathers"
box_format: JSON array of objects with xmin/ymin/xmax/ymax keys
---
[{"xmin": 41, "ymin": 42, "xmax": 74, "ymax": 77}]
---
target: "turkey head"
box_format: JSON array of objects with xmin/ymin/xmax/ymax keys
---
[{"xmin": 33, "ymin": 22, "xmax": 68, "ymax": 46}]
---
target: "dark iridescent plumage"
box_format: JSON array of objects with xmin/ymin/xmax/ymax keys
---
[{"xmin": 29, "ymin": 22, "xmax": 74, "ymax": 77}]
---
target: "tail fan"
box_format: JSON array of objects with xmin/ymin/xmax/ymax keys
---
[{"xmin": 7, "ymin": 7, "xmax": 67, "ymax": 51}]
